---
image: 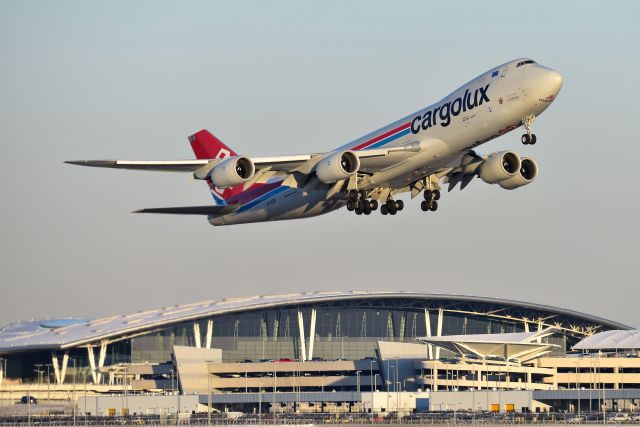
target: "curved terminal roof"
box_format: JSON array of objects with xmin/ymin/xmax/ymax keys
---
[
  {"xmin": 573, "ymin": 329, "xmax": 640, "ymax": 350},
  {"xmin": 0, "ymin": 291, "xmax": 630, "ymax": 354}
]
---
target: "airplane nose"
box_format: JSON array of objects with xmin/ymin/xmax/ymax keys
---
[{"xmin": 546, "ymin": 69, "xmax": 563, "ymax": 94}]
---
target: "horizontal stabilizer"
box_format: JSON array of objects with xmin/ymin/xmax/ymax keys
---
[
  {"xmin": 65, "ymin": 160, "xmax": 209, "ymax": 172},
  {"xmin": 133, "ymin": 205, "xmax": 238, "ymax": 215}
]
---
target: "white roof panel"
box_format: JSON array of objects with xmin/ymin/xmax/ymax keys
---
[
  {"xmin": 573, "ymin": 329, "xmax": 640, "ymax": 350},
  {"xmin": 0, "ymin": 291, "xmax": 630, "ymax": 354}
]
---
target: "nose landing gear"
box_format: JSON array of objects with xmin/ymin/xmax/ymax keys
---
[{"xmin": 521, "ymin": 115, "xmax": 537, "ymax": 145}]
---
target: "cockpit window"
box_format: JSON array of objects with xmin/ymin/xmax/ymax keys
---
[{"xmin": 517, "ymin": 60, "xmax": 536, "ymax": 67}]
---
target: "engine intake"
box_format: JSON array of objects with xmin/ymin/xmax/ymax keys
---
[
  {"xmin": 315, "ymin": 150, "xmax": 360, "ymax": 183},
  {"xmin": 478, "ymin": 151, "xmax": 521, "ymax": 184},
  {"xmin": 499, "ymin": 157, "xmax": 538, "ymax": 190},
  {"xmin": 209, "ymin": 156, "xmax": 255, "ymax": 188}
]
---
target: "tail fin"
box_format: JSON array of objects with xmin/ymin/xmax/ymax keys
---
[
  {"xmin": 188, "ymin": 129, "xmax": 237, "ymax": 160},
  {"xmin": 188, "ymin": 129, "xmax": 244, "ymax": 205}
]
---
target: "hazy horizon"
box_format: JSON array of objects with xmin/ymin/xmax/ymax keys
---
[{"xmin": 1, "ymin": 1, "xmax": 638, "ymax": 329}]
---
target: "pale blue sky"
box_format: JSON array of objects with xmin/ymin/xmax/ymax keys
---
[{"xmin": 0, "ymin": 1, "xmax": 638, "ymax": 327}]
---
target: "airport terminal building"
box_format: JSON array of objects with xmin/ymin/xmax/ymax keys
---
[{"xmin": 0, "ymin": 291, "xmax": 627, "ymax": 386}]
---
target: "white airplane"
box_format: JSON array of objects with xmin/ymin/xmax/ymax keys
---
[{"xmin": 67, "ymin": 58, "xmax": 562, "ymax": 226}]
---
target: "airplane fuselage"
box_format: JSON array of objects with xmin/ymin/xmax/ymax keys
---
[{"xmin": 210, "ymin": 58, "xmax": 562, "ymax": 225}]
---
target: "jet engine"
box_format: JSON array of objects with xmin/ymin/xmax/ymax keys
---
[
  {"xmin": 478, "ymin": 151, "xmax": 521, "ymax": 184},
  {"xmin": 499, "ymin": 157, "xmax": 538, "ymax": 190},
  {"xmin": 315, "ymin": 150, "xmax": 360, "ymax": 183},
  {"xmin": 208, "ymin": 156, "xmax": 255, "ymax": 188}
]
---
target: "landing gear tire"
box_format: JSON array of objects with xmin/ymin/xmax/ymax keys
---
[
  {"xmin": 357, "ymin": 199, "xmax": 367, "ymax": 211},
  {"xmin": 369, "ymin": 200, "xmax": 378, "ymax": 211},
  {"xmin": 346, "ymin": 200, "xmax": 355, "ymax": 211},
  {"xmin": 380, "ymin": 205, "xmax": 388, "ymax": 215},
  {"xmin": 521, "ymin": 115, "xmax": 537, "ymax": 145},
  {"xmin": 363, "ymin": 203, "xmax": 371, "ymax": 215},
  {"xmin": 395, "ymin": 200, "xmax": 404, "ymax": 211},
  {"xmin": 348, "ymin": 189, "xmax": 358, "ymax": 201},
  {"xmin": 423, "ymin": 190, "xmax": 432, "ymax": 201},
  {"xmin": 355, "ymin": 209, "xmax": 362, "ymax": 215},
  {"xmin": 388, "ymin": 204, "xmax": 397, "ymax": 215},
  {"xmin": 430, "ymin": 201, "xmax": 438, "ymax": 211},
  {"xmin": 421, "ymin": 201, "xmax": 429, "ymax": 211},
  {"xmin": 433, "ymin": 190, "xmax": 441, "ymax": 200}
]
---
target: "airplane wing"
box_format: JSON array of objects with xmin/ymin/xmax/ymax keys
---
[
  {"xmin": 65, "ymin": 144, "xmax": 418, "ymax": 173},
  {"xmin": 133, "ymin": 205, "xmax": 239, "ymax": 215},
  {"xmin": 65, "ymin": 156, "xmax": 316, "ymax": 172}
]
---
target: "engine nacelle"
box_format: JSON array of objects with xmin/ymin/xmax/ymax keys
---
[
  {"xmin": 478, "ymin": 151, "xmax": 521, "ymax": 184},
  {"xmin": 315, "ymin": 150, "xmax": 360, "ymax": 183},
  {"xmin": 499, "ymin": 157, "xmax": 538, "ymax": 190},
  {"xmin": 208, "ymin": 156, "xmax": 255, "ymax": 188}
]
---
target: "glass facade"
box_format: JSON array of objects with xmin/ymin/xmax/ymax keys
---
[
  {"xmin": 3, "ymin": 297, "xmax": 607, "ymax": 383},
  {"xmin": 124, "ymin": 298, "xmax": 593, "ymax": 364}
]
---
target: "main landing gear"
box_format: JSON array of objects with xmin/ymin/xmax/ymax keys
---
[
  {"xmin": 521, "ymin": 114, "xmax": 537, "ymax": 145},
  {"xmin": 380, "ymin": 199, "xmax": 404, "ymax": 216},
  {"xmin": 346, "ymin": 189, "xmax": 378, "ymax": 216},
  {"xmin": 421, "ymin": 189, "xmax": 440, "ymax": 212}
]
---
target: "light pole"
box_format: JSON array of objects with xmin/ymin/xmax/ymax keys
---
[
  {"xmin": 69, "ymin": 357, "xmax": 76, "ymax": 427},
  {"xmin": 34, "ymin": 365, "xmax": 43, "ymax": 400},
  {"xmin": 369, "ymin": 360, "xmax": 375, "ymax": 392},
  {"xmin": 206, "ymin": 361, "xmax": 212, "ymax": 426},
  {"xmin": 258, "ymin": 386, "xmax": 262, "ymax": 423},
  {"xmin": 396, "ymin": 381, "xmax": 401, "ymax": 420},
  {"xmin": 46, "ymin": 363, "xmax": 51, "ymax": 404},
  {"xmin": 83, "ymin": 371, "xmax": 88, "ymax": 426}
]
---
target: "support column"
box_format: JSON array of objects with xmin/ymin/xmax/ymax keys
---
[
  {"xmin": 308, "ymin": 308, "xmax": 317, "ymax": 361},
  {"xmin": 97, "ymin": 342, "xmax": 107, "ymax": 384},
  {"xmin": 424, "ymin": 309, "xmax": 433, "ymax": 359},
  {"xmin": 435, "ymin": 308, "xmax": 444, "ymax": 360},
  {"xmin": 60, "ymin": 351, "xmax": 69, "ymax": 385},
  {"xmin": 433, "ymin": 367, "xmax": 438, "ymax": 390},
  {"xmin": 297, "ymin": 309, "xmax": 307, "ymax": 361},
  {"xmin": 193, "ymin": 322, "xmax": 202, "ymax": 348},
  {"xmin": 536, "ymin": 321, "xmax": 543, "ymax": 343},
  {"xmin": 205, "ymin": 320, "xmax": 213, "ymax": 349},
  {"xmin": 87, "ymin": 347, "xmax": 98, "ymax": 384},
  {"xmin": 52, "ymin": 352, "xmax": 61, "ymax": 385},
  {"xmin": 51, "ymin": 351, "xmax": 70, "ymax": 385},
  {"xmin": 524, "ymin": 319, "xmax": 530, "ymax": 333}
]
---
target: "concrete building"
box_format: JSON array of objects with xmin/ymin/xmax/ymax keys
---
[
  {"xmin": 428, "ymin": 390, "xmax": 548, "ymax": 413},
  {"xmin": 77, "ymin": 395, "xmax": 201, "ymax": 417},
  {"xmin": 1, "ymin": 291, "xmax": 640, "ymax": 416},
  {"xmin": 1, "ymin": 291, "xmax": 623, "ymax": 393}
]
